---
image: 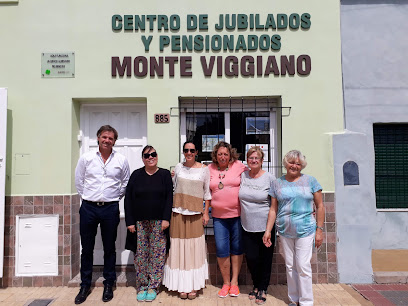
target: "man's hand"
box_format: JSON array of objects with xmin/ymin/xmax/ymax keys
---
[
  {"xmin": 127, "ymin": 225, "xmax": 136, "ymax": 233},
  {"xmin": 161, "ymin": 220, "xmax": 170, "ymax": 231}
]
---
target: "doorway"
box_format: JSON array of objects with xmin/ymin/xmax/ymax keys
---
[{"xmin": 79, "ymin": 103, "xmax": 147, "ymax": 265}]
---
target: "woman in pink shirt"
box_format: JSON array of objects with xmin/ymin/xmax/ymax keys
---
[{"xmin": 209, "ymin": 141, "xmax": 246, "ymax": 298}]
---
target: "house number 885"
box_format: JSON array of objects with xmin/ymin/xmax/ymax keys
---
[{"xmin": 154, "ymin": 113, "xmax": 170, "ymax": 123}]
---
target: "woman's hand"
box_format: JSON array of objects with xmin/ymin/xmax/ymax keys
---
[
  {"xmin": 171, "ymin": 170, "xmax": 175, "ymax": 177},
  {"xmin": 263, "ymin": 198, "xmax": 278, "ymax": 248},
  {"xmin": 315, "ymin": 229, "xmax": 324, "ymax": 248},
  {"xmin": 263, "ymin": 231, "xmax": 272, "ymax": 247},
  {"xmin": 127, "ymin": 225, "xmax": 136, "ymax": 233},
  {"xmin": 161, "ymin": 220, "xmax": 170, "ymax": 231},
  {"xmin": 313, "ymin": 190, "xmax": 325, "ymax": 249},
  {"xmin": 202, "ymin": 212, "xmax": 209, "ymax": 226}
]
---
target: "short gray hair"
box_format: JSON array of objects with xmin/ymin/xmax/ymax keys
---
[{"xmin": 283, "ymin": 150, "xmax": 307, "ymax": 170}]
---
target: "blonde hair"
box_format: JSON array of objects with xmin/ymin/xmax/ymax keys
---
[
  {"xmin": 283, "ymin": 150, "xmax": 307, "ymax": 169},
  {"xmin": 246, "ymin": 146, "xmax": 264, "ymax": 160}
]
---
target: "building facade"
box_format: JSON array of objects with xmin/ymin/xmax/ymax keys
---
[{"xmin": 0, "ymin": 0, "xmax": 344, "ymax": 286}]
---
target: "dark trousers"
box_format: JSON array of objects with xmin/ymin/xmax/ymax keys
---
[
  {"xmin": 242, "ymin": 227, "xmax": 276, "ymax": 291},
  {"xmin": 79, "ymin": 200, "xmax": 120, "ymax": 287}
]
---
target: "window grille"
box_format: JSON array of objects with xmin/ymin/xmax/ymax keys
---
[
  {"xmin": 179, "ymin": 96, "xmax": 284, "ymax": 174},
  {"xmin": 178, "ymin": 96, "xmax": 288, "ymax": 234},
  {"xmin": 374, "ymin": 124, "xmax": 408, "ymax": 209}
]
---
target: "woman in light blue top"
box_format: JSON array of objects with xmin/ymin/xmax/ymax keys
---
[{"xmin": 263, "ymin": 150, "xmax": 324, "ymax": 306}]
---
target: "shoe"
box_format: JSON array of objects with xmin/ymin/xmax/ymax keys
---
[
  {"xmin": 179, "ymin": 292, "xmax": 188, "ymax": 299},
  {"xmin": 229, "ymin": 285, "xmax": 240, "ymax": 297},
  {"xmin": 288, "ymin": 302, "xmax": 298, "ymax": 306},
  {"xmin": 248, "ymin": 287, "xmax": 258, "ymax": 300},
  {"xmin": 102, "ymin": 285, "xmax": 113, "ymax": 302},
  {"xmin": 145, "ymin": 289, "xmax": 157, "ymax": 302},
  {"xmin": 74, "ymin": 286, "xmax": 91, "ymax": 304},
  {"xmin": 187, "ymin": 291, "xmax": 197, "ymax": 300},
  {"xmin": 137, "ymin": 290, "xmax": 147, "ymax": 301},
  {"xmin": 255, "ymin": 290, "xmax": 266, "ymax": 305},
  {"xmin": 218, "ymin": 284, "xmax": 230, "ymax": 298}
]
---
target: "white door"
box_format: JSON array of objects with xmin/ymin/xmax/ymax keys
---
[
  {"xmin": 80, "ymin": 104, "xmax": 147, "ymax": 265},
  {"xmin": 0, "ymin": 89, "xmax": 7, "ymax": 277}
]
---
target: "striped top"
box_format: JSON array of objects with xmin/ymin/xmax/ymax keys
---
[{"xmin": 173, "ymin": 163, "xmax": 212, "ymax": 215}]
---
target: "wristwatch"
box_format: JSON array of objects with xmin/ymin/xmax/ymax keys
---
[{"xmin": 316, "ymin": 226, "xmax": 324, "ymax": 231}]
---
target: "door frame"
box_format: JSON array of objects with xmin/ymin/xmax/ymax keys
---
[
  {"xmin": 78, "ymin": 102, "xmax": 147, "ymax": 265},
  {"xmin": 0, "ymin": 88, "xmax": 8, "ymax": 277}
]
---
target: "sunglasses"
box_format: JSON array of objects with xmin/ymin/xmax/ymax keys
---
[
  {"xmin": 143, "ymin": 152, "xmax": 157, "ymax": 159},
  {"xmin": 183, "ymin": 148, "xmax": 196, "ymax": 153}
]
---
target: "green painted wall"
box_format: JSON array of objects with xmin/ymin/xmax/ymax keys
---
[{"xmin": 0, "ymin": 0, "xmax": 343, "ymax": 195}]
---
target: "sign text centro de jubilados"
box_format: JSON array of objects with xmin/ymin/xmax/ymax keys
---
[{"xmin": 111, "ymin": 14, "xmax": 312, "ymax": 78}]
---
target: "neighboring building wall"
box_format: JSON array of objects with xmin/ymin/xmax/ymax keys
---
[{"xmin": 336, "ymin": 0, "xmax": 408, "ymax": 283}]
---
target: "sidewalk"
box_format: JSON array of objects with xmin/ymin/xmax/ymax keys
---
[{"xmin": 0, "ymin": 284, "xmax": 371, "ymax": 306}]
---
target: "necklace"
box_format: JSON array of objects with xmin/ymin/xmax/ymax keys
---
[{"xmin": 217, "ymin": 166, "xmax": 229, "ymax": 189}]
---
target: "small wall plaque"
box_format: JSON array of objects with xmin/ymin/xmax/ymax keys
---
[
  {"xmin": 41, "ymin": 52, "xmax": 75, "ymax": 78},
  {"xmin": 343, "ymin": 161, "xmax": 359, "ymax": 186},
  {"xmin": 154, "ymin": 113, "xmax": 170, "ymax": 123}
]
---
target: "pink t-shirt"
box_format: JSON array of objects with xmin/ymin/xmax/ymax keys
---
[{"xmin": 209, "ymin": 161, "xmax": 246, "ymax": 218}]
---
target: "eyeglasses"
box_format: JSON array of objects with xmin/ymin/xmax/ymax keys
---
[
  {"xmin": 248, "ymin": 157, "xmax": 261, "ymax": 161},
  {"xmin": 183, "ymin": 148, "xmax": 196, "ymax": 153},
  {"xmin": 143, "ymin": 152, "xmax": 157, "ymax": 159}
]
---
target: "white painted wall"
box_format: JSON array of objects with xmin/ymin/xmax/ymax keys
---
[{"xmin": 336, "ymin": 1, "xmax": 408, "ymax": 282}]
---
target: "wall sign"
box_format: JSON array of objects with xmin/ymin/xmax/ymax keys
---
[
  {"xmin": 41, "ymin": 52, "xmax": 75, "ymax": 78},
  {"xmin": 154, "ymin": 113, "xmax": 170, "ymax": 123},
  {"xmin": 111, "ymin": 13, "xmax": 312, "ymax": 78}
]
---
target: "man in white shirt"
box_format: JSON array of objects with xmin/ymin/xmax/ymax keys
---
[{"xmin": 74, "ymin": 125, "xmax": 130, "ymax": 304}]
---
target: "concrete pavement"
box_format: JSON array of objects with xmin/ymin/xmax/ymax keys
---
[{"xmin": 0, "ymin": 284, "xmax": 372, "ymax": 305}]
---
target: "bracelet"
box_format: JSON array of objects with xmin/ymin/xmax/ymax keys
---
[{"xmin": 316, "ymin": 226, "xmax": 324, "ymax": 231}]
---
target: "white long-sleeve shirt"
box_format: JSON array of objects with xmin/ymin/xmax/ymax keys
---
[{"xmin": 75, "ymin": 149, "xmax": 130, "ymax": 202}]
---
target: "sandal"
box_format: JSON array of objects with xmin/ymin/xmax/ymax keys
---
[
  {"xmin": 248, "ymin": 288, "xmax": 258, "ymax": 300},
  {"xmin": 179, "ymin": 292, "xmax": 188, "ymax": 299},
  {"xmin": 188, "ymin": 291, "xmax": 197, "ymax": 300},
  {"xmin": 255, "ymin": 290, "xmax": 267, "ymax": 305}
]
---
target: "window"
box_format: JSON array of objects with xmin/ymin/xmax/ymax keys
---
[
  {"xmin": 179, "ymin": 96, "xmax": 281, "ymax": 177},
  {"xmin": 373, "ymin": 124, "xmax": 408, "ymax": 209},
  {"xmin": 179, "ymin": 96, "xmax": 282, "ymax": 234}
]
